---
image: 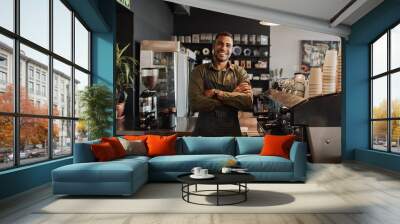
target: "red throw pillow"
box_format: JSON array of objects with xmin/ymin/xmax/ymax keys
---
[
  {"xmin": 101, "ymin": 137, "xmax": 126, "ymax": 158},
  {"xmin": 124, "ymin": 135, "xmax": 148, "ymax": 141},
  {"xmin": 91, "ymin": 142, "xmax": 117, "ymax": 161},
  {"xmin": 259, "ymin": 135, "xmax": 295, "ymax": 159},
  {"xmin": 146, "ymin": 134, "xmax": 177, "ymax": 157}
]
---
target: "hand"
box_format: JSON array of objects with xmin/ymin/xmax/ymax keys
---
[
  {"xmin": 234, "ymin": 82, "xmax": 252, "ymax": 94},
  {"xmin": 203, "ymin": 89, "xmax": 215, "ymax": 97}
]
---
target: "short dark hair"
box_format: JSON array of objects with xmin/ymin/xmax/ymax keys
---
[{"xmin": 214, "ymin": 32, "xmax": 233, "ymax": 41}]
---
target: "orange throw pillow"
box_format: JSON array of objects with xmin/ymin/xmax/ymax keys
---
[
  {"xmin": 91, "ymin": 142, "xmax": 117, "ymax": 161},
  {"xmin": 146, "ymin": 134, "xmax": 177, "ymax": 157},
  {"xmin": 101, "ymin": 137, "xmax": 126, "ymax": 158},
  {"xmin": 124, "ymin": 135, "xmax": 148, "ymax": 141},
  {"xmin": 260, "ymin": 135, "xmax": 295, "ymax": 159}
]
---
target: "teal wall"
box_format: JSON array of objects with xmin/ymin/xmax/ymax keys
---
[
  {"xmin": 344, "ymin": 0, "xmax": 400, "ymax": 171},
  {"xmin": 0, "ymin": 0, "xmax": 116, "ymax": 200}
]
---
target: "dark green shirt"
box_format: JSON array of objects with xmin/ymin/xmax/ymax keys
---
[{"xmin": 189, "ymin": 62, "xmax": 253, "ymax": 112}]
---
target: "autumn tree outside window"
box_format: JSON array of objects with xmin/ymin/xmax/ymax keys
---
[
  {"xmin": 370, "ymin": 22, "xmax": 400, "ymax": 154},
  {"xmin": 0, "ymin": 0, "xmax": 91, "ymax": 170}
]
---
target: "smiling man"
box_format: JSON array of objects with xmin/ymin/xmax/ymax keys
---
[{"xmin": 189, "ymin": 32, "xmax": 253, "ymax": 136}]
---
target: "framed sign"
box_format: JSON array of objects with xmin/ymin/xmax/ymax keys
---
[
  {"xmin": 300, "ymin": 40, "xmax": 339, "ymax": 73},
  {"xmin": 116, "ymin": 0, "xmax": 132, "ymax": 10}
]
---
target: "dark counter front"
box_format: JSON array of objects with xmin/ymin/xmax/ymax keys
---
[{"xmin": 117, "ymin": 117, "xmax": 198, "ymax": 136}]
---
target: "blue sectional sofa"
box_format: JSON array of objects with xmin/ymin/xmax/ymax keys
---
[{"xmin": 52, "ymin": 137, "xmax": 307, "ymax": 196}]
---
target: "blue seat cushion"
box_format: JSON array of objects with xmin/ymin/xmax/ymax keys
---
[
  {"xmin": 235, "ymin": 137, "xmax": 263, "ymax": 155},
  {"xmin": 236, "ymin": 155, "xmax": 293, "ymax": 172},
  {"xmin": 53, "ymin": 159, "xmax": 147, "ymax": 183},
  {"xmin": 149, "ymin": 154, "xmax": 235, "ymax": 172},
  {"xmin": 180, "ymin": 137, "xmax": 235, "ymax": 155}
]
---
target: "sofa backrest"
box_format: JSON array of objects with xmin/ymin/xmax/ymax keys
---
[
  {"xmin": 235, "ymin": 137, "xmax": 263, "ymax": 155},
  {"xmin": 179, "ymin": 137, "xmax": 236, "ymax": 155},
  {"xmin": 73, "ymin": 139, "xmax": 100, "ymax": 163}
]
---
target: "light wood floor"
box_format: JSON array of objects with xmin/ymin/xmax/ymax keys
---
[{"xmin": 1, "ymin": 162, "xmax": 400, "ymax": 224}]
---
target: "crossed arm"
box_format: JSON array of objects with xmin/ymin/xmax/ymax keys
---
[{"xmin": 189, "ymin": 68, "xmax": 253, "ymax": 112}]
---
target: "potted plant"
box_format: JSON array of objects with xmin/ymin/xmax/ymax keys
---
[
  {"xmin": 79, "ymin": 84, "xmax": 113, "ymax": 140},
  {"xmin": 115, "ymin": 43, "xmax": 138, "ymax": 120}
]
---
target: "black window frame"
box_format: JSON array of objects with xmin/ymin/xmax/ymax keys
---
[
  {"xmin": 0, "ymin": 0, "xmax": 92, "ymax": 171},
  {"xmin": 370, "ymin": 20, "xmax": 400, "ymax": 154}
]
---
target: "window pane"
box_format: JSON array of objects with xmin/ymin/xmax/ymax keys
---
[
  {"xmin": 53, "ymin": 0, "xmax": 72, "ymax": 60},
  {"xmin": 391, "ymin": 120, "xmax": 400, "ymax": 153},
  {"xmin": 74, "ymin": 69, "xmax": 89, "ymax": 118},
  {"xmin": 74, "ymin": 18, "xmax": 89, "ymax": 70},
  {"xmin": 53, "ymin": 119, "xmax": 72, "ymax": 158},
  {"xmin": 20, "ymin": 117, "xmax": 49, "ymax": 165},
  {"xmin": 372, "ymin": 121, "xmax": 388, "ymax": 151},
  {"xmin": 20, "ymin": 0, "xmax": 49, "ymax": 49},
  {"xmin": 0, "ymin": 0, "xmax": 14, "ymax": 31},
  {"xmin": 53, "ymin": 59, "xmax": 72, "ymax": 117},
  {"xmin": 0, "ymin": 116, "xmax": 13, "ymax": 170},
  {"xmin": 391, "ymin": 72, "xmax": 400, "ymax": 118},
  {"xmin": 75, "ymin": 120, "xmax": 88, "ymax": 143},
  {"xmin": 0, "ymin": 34, "xmax": 14, "ymax": 112},
  {"xmin": 391, "ymin": 24, "xmax": 400, "ymax": 70},
  {"xmin": 20, "ymin": 44, "xmax": 49, "ymax": 115},
  {"xmin": 372, "ymin": 76, "xmax": 387, "ymax": 119},
  {"xmin": 372, "ymin": 34, "xmax": 387, "ymax": 76}
]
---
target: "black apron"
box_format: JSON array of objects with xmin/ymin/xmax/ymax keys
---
[{"xmin": 193, "ymin": 71, "xmax": 242, "ymax": 137}]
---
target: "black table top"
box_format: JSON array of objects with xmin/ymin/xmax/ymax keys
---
[{"xmin": 177, "ymin": 172, "xmax": 255, "ymax": 185}]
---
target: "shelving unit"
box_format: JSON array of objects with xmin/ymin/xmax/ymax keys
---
[{"xmin": 177, "ymin": 32, "xmax": 271, "ymax": 116}]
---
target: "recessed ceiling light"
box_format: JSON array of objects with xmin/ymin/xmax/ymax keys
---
[{"xmin": 259, "ymin": 21, "xmax": 280, "ymax": 26}]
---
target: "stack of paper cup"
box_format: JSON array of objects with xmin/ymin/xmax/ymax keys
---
[
  {"xmin": 322, "ymin": 50, "xmax": 337, "ymax": 94},
  {"xmin": 308, "ymin": 67, "xmax": 322, "ymax": 97},
  {"xmin": 336, "ymin": 47, "xmax": 342, "ymax": 93}
]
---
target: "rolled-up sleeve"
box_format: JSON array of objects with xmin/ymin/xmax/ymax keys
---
[{"xmin": 189, "ymin": 66, "xmax": 222, "ymax": 112}]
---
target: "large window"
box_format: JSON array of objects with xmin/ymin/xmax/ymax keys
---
[
  {"xmin": 371, "ymin": 23, "xmax": 400, "ymax": 153},
  {"xmin": 0, "ymin": 0, "xmax": 91, "ymax": 170}
]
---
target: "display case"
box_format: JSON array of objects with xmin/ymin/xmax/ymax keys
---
[{"xmin": 139, "ymin": 41, "xmax": 196, "ymax": 130}]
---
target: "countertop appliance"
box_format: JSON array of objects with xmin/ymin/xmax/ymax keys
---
[{"xmin": 139, "ymin": 40, "xmax": 196, "ymax": 129}]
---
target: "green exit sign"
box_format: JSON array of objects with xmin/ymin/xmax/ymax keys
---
[{"xmin": 116, "ymin": 0, "xmax": 132, "ymax": 10}]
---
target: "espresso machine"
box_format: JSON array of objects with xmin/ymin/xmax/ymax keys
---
[{"xmin": 139, "ymin": 68, "xmax": 159, "ymax": 129}]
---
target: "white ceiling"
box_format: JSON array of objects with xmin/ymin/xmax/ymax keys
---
[
  {"xmin": 222, "ymin": 0, "xmax": 352, "ymax": 22},
  {"xmin": 164, "ymin": 0, "xmax": 384, "ymax": 38}
]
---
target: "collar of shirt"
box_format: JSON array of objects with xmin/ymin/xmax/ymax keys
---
[{"xmin": 208, "ymin": 60, "xmax": 234, "ymax": 72}]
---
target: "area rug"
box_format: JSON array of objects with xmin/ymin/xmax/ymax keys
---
[{"xmin": 37, "ymin": 183, "xmax": 361, "ymax": 214}]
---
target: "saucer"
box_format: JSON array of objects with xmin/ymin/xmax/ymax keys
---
[{"xmin": 190, "ymin": 174, "xmax": 215, "ymax": 179}]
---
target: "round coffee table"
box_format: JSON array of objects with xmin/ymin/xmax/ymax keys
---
[{"xmin": 177, "ymin": 173, "xmax": 255, "ymax": 206}]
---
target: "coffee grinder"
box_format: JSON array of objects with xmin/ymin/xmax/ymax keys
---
[{"xmin": 139, "ymin": 68, "xmax": 159, "ymax": 129}]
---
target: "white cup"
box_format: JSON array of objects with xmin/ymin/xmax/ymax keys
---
[
  {"xmin": 191, "ymin": 167, "xmax": 202, "ymax": 176},
  {"xmin": 221, "ymin": 167, "xmax": 232, "ymax": 174},
  {"xmin": 199, "ymin": 169, "xmax": 208, "ymax": 176}
]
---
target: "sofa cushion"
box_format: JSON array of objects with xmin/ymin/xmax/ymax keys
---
[
  {"xmin": 235, "ymin": 137, "xmax": 263, "ymax": 155},
  {"xmin": 236, "ymin": 155, "xmax": 293, "ymax": 172},
  {"xmin": 260, "ymin": 135, "xmax": 295, "ymax": 159},
  {"xmin": 148, "ymin": 154, "xmax": 235, "ymax": 172},
  {"xmin": 101, "ymin": 137, "xmax": 127, "ymax": 158},
  {"xmin": 147, "ymin": 134, "xmax": 177, "ymax": 157},
  {"xmin": 91, "ymin": 142, "xmax": 118, "ymax": 161},
  {"xmin": 181, "ymin": 137, "xmax": 235, "ymax": 155},
  {"xmin": 118, "ymin": 137, "xmax": 147, "ymax": 156}
]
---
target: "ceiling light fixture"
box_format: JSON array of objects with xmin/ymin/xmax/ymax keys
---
[{"xmin": 259, "ymin": 21, "xmax": 280, "ymax": 26}]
